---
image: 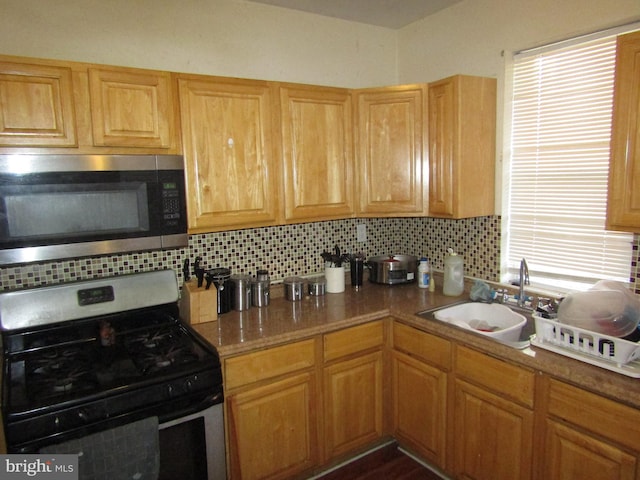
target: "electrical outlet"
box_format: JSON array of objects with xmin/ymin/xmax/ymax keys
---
[{"xmin": 356, "ymin": 223, "xmax": 366, "ymax": 242}]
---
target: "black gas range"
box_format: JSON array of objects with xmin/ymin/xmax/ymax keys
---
[{"xmin": 0, "ymin": 270, "xmax": 224, "ymax": 465}]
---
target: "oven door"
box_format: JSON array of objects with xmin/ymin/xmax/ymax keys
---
[
  {"xmin": 0, "ymin": 154, "xmax": 187, "ymax": 264},
  {"xmin": 159, "ymin": 403, "xmax": 226, "ymax": 480}
]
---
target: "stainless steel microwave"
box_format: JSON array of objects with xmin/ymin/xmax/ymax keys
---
[{"xmin": 0, "ymin": 154, "xmax": 188, "ymax": 265}]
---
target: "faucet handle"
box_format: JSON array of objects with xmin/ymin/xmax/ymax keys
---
[{"xmin": 495, "ymin": 288, "xmax": 510, "ymax": 304}]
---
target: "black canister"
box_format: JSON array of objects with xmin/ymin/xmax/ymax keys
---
[{"xmin": 207, "ymin": 267, "xmax": 232, "ymax": 314}]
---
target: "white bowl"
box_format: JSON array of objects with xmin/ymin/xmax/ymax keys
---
[{"xmin": 434, "ymin": 302, "xmax": 527, "ymax": 342}]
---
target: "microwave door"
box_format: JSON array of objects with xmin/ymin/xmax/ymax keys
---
[{"xmin": 0, "ymin": 167, "xmax": 180, "ymax": 265}]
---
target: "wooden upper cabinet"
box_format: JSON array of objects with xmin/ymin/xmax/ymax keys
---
[
  {"xmin": 278, "ymin": 84, "xmax": 354, "ymax": 222},
  {"xmin": 355, "ymin": 84, "xmax": 427, "ymax": 216},
  {"xmin": 428, "ymin": 75, "xmax": 496, "ymax": 218},
  {"xmin": 607, "ymin": 31, "xmax": 640, "ymax": 232},
  {"xmin": 0, "ymin": 61, "xmax": 77, "ymax": 147},
  {"xmin": 88, "ymin": 67, "xmax": 178, "ymax": 150},
  {"xmin": 177, "ymin": 75, "xmax": 279, "ymax": 233}
]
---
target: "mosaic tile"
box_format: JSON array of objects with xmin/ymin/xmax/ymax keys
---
[{"xmin": 1, "ymin": 216, "xmax": 638, "ymax": 294}]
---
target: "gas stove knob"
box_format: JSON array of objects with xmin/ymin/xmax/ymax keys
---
[
  {"xmin": 184, "ymin": 378, "xmax": 194, "ymax": 392},
  {"xmin": 77, "ymin": 409, "xmax": 89, "ymax": 422},
  {"xmin": 166, "ymin": 384, "xmax": 175, "ymax": 397}
]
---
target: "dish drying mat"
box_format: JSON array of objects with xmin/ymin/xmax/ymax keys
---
[{"xmin": 531, "ymin": 314, "xmax": 640, "ymax": 378}]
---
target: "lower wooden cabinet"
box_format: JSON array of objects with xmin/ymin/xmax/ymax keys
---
[
  {"xmin": 323, "ymin": 351, "xmax": 383, "ymax": 459},
  {"xmin": 392, "ymin": 351, "xmax": 447, "ymax": 466},
  {"xmin": 544, "ymin": 420, "xmax": 636, "ymax": 480},
  {"xmin": 391, "ymin": 322, "xmax": 450, "ymax": 468},
  {"xmin": 227, "ymin": 372, "xmax": 318, "ymax": 480},
  {"xmin": 224, "ymin": 339, "xmax": 319, "ymax": 480},
  {"xmin": 540, "ymin": 377, "xmax": 640, "ymax": 480},
  {"xmin": 223, "ymin": 320, "xmax": 640, "ymax": 480},
  {"xmin": 453, "ymin": 378, "xmax": 534, "ymax": 480},
  {"xmin": 323, "ymin": 321, "xmax": 385, "ymax": 461},
  {"xmin": 224, "ymin": 322, "xmax": 386, "ymax": 480},
  {"xmin": 452, "ymin": 345, "xmax": 535, "ymax": 480}
]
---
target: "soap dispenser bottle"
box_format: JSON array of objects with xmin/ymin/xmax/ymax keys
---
[{"xmin": 443, "ymin": 248, "xmax": 464, "ymax": 296}]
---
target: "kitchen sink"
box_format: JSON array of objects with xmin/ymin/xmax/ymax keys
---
[{"xmin": 416, "ymin": 300, "xmax": 536, "ymax": 349}]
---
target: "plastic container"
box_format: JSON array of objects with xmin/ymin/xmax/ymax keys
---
[
  {"xmin": 434, "ymin": 302, "xmax": 526, "ymax": 342},
  {"xmin": 443, "ymin": 248, "xmax": 464, "ymax": 296},
  {"xmin": 418, "ymin": 257, "xmax": 430, "ymax": 289},
  {"xmin": 557, "ymin": 280, "xmax": 640, "ymax": 337}
]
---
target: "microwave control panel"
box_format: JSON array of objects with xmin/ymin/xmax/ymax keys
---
[{"xmin": 161, "ymin": 181, "xmax": 182, "ymax": 222}]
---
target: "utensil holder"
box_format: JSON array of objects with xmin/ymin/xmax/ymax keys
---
[{"xmin": 325, "ymin": 266, "xmax": 345, "ymax": 293}]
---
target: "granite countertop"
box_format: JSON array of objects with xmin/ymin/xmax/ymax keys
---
[{"xmin": 192, "ymin": 278, "xmax": 640, "ymax": 411}]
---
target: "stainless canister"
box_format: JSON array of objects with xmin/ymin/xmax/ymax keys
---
[
  {"xmin": 231, "ymin": 274, "xmax": 252, "ymax": 311},
  {"xmin": 308, "ymin": 276, "xmax": 326, "ymax": 296},
  {"xmin": 257, "ymin": 269, "xmax": 270, "ymax": 283},
  {"xmin": 284, "ymin": 276, "xmax": 305, "ymax": 301},
  {"xmin": 251, "ymin": 278, "xmax": 270, "ymax": 307}
]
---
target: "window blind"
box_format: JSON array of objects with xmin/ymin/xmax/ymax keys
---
[{"xmin": 506, "ymin": 33, "xmax": 634, "ymax": 291}]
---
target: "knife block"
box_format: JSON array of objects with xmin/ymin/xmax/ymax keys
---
[{"xmin": 179, "ymin": 280, "xmax": 218, "ymax": 324}]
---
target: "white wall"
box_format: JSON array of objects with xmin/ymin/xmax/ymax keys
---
[
  {"xmin": 397, "ymin": 0, "xmax": 640, "ymax": 82},
  {"xmin": 0, "ymin": 0, "xmax": 398, "ymax": 87}
]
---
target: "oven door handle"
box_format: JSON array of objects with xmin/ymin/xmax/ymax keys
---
[
  {"xmin": 193, "ymin": 391, "xmax": 224, "ymax": 410},
  {"xmin": 161, "ymin": 390, "xmax": 224, "ymax": 426}
]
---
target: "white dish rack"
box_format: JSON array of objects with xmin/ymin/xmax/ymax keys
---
[{"xmin": 531, "ymin": 313, "xmax": 640, "ymax": 378}]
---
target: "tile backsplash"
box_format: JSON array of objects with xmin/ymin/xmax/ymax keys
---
[
  {"xmin": 0, "ymin": 216, "xmax": 502, "ymax": 291},
  {"xmin": 3, "ymin": 216, "xmax": 639, "ymax": 293}
]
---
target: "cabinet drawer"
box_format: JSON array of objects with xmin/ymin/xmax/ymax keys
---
[
  {"xmin": 547, "ymin": 378, "xmax": 640, "ymax": 451},
  {"xmin": 225, "ymin": 339, "xmax": 316, "ymax": 391},
  {"xmin": 455, "ymin": 345, "xmax": 534, "ymax": 408},
  {"xmin": 393, "ymin": 322, "xmax": 451, "ymax": 370},
  {"xmin": 324, "ymin": 321, "xmax": 384, "ymax": 362}
]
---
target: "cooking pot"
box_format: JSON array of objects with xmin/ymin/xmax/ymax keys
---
[{"xmin": 367, "ymin": 254, "xmax": 418, "ymax": 285}]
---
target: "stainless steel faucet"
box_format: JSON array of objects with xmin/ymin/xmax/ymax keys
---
[{"xmin": 518, "ymin": 258, "xmax": 530, "ymax": 307}]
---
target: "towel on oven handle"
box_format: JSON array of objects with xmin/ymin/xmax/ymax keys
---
[{"xmin": 40, "ymin": 416, "xmax": 160, "ymax": 480}]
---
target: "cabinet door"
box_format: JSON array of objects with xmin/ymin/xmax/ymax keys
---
[
  {"xmin": 279, "ymin": 85, "xmax": 354, "ymax": 221},
  {"xmin": 227, "ymin": 372, "xmax": 318, "ymax": 480},
  {"xmin": 607, "ymin": 31, "xmax": 640, "ymax": 231},
  {"xmin": 355, "ymin": 85, "xmax": 427, "ymax": 215},
  {"xmin": 178, "ymin": 76, "xmax": 279, "ymax": 232},
  {"xmin": 453, "ymin": 379, "xmax": 534, "ymax": 480},
  {"xmin": 0, "ymin": 61, "xmax": 77, "ymax": 147},
  {"xmin": 428, "ymin": 75, "xmax": 496, "ymax": 218},
  {"xmin": 544, "ymin": 420, "xmax": 636, "ymax": 480},
  {"xmin": 324, "ymin": 351, "xmax": 383, "ymax": 459},
  {"xmin": 88, "ymin": 67, "xmax": 177, "ymax": 149},
  {"xmin": 392, "ymin": 351, "xmax": 447, "ymax": 467},
  {"xmin": 542, "ymin": 378, "xmax": 640, "ymax": 480}
]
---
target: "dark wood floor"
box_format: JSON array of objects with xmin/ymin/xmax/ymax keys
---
[{"xmin": 314, "ymin": 443, "xmax": 445, "ymax": 480}]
